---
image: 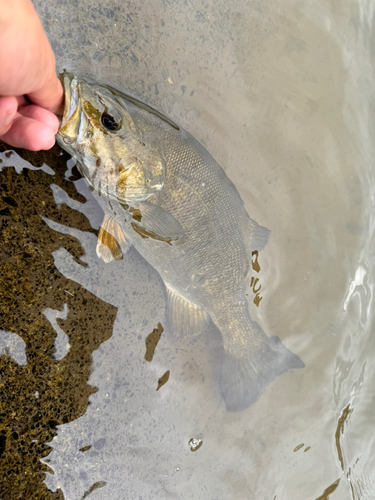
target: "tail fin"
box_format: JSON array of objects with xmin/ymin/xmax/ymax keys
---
[{"xmin": 220, "ymin": 322, "xmax": 304, "ymax": 412}]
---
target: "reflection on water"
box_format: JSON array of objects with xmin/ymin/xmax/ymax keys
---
[{"xmin": 0, "ymin": 0, "xmax": 375, "ymax": 498}]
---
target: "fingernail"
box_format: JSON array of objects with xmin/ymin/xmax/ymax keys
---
[
  {"xmin": 3, "ymin": 104, "xmax": 17, "ymax": 127},
  {"xmin": 3, "ymin": 112, "xmax": 14, "ymax": 127}
]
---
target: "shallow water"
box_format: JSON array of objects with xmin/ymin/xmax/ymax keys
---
[{"xmin": 1, "ymin": 0, "xmax": 375, "ymax": 498}]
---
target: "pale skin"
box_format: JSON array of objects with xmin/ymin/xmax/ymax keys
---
[{"xmin": 0, "ymin": 0, "xmax": 63, "ymax": 151}]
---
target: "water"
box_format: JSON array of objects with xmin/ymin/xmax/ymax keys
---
[{"xmin": 1, "ymin": 0, "xmax": 375, "ymax": 498}]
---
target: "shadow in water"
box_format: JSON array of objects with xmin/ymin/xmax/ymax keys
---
[{"xmin": 0, "ymin": 141, "xmax": 117, "ymax": 499}]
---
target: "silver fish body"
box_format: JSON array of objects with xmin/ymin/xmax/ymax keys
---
[{"xmin": 57, "ymin": 72, "xmax": 304, "ymax": 411}]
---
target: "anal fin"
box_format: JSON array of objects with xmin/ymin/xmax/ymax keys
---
[
  {"xmin": 97, "ymin": 214, "xmax": 131, "ymax": 263},
  {"xmin": 166, "ymin": 287, "xmax": 211, "ymax": 337}
]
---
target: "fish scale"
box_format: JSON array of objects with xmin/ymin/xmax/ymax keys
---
[{"xmin": 57, "ymin": 72, "xmax": 304, "ymax": 411}]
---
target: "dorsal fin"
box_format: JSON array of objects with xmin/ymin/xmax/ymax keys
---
[{"xmin": 248, "ymin": 218, "xmax": 270, "ymax": 252}]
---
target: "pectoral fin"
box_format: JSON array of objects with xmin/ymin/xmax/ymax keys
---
[
  {"xmin": 130, "ymin": 202, "xmax": 184, "ymax": 244},
  {"xmin": 166, "ymin": 287, "xmax": 211, "ymax": 337},
  {"xmin": 97, "ymin": 214, "xmax": 131, "ymax": 263}
]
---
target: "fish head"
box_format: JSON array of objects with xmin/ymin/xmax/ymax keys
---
[{"xmin": 57, "ymin": 72, "xmax": 166, "ymax": 203}]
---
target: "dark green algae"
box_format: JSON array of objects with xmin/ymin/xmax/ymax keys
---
[{"xmin": 0, "ymin": 141, "xmax": 117, "ymax": 499}]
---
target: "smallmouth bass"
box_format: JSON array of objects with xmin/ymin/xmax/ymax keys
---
[{"xmin": 57, "ymin": 72, "xmax": 304, "ymax": 411}]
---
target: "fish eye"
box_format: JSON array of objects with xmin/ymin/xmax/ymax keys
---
[{"xmin": 101, "ymin": 111, "xmax": 121, "ymax": 131}]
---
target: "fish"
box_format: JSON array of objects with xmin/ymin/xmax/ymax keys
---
[{"xmin": 56, "ymin": 72, "xmax": 304, "ymax": 411}]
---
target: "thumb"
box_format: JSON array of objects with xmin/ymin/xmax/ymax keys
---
[{"xmin": 28, "ymin": 73, "xmax": 64, "ymax": 116}]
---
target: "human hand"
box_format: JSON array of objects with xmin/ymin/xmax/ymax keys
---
[{"xmin": 0, "ymin": 0, "xmax": 63, "ymax": 151}]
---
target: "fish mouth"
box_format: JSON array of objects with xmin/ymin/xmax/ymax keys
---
[{"xmin": 57, "ymin": 72, "xmax": 81, "ymax": 144}]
